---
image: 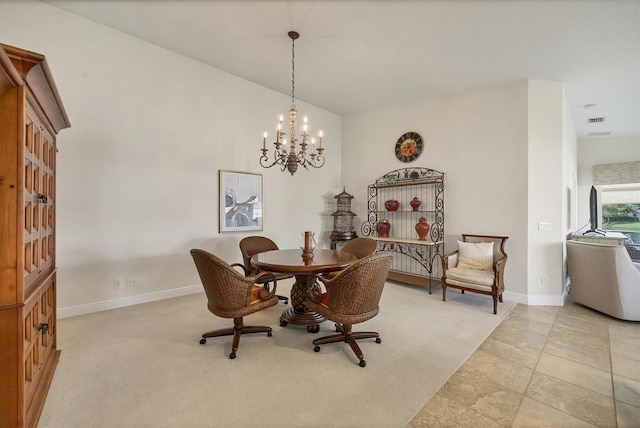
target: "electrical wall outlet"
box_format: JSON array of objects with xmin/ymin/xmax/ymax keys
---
[
  {"xmin": 126, "ymin": 276, "xmax": 138, "ymax": 287},
  {"xmin": 538, "ymin": 222, "xmax": 552, "ymax": 231},
  {"xmin": 114, "ymin": 278, "xmax": 123, "ymax": 289}
]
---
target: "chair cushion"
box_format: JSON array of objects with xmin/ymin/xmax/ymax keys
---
[
  {"xmin": 255, "ymin": 269, "xmax": 293, "ymax": 282},
  {"xmin": 446, "ymin": 266, "xmax": 495, "ymax": 286},
  {"xmin": 320, "ymin": 292, "xmax": 330, "ymax": 307},
  {"xmin": 249, "ymin": 285, "xmax": 271, "ymax": 303},
  {"xmin": 457, "ymin": 240, "xmax": 494, "ymax": 270}
]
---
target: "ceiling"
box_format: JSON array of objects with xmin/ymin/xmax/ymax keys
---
[{"xmin": 44, "ymin": 0, "xmax": 639, "ymax": 139}]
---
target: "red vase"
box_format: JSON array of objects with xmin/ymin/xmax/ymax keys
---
[
  {"xmin": 415, "ymin": 217, "xmax": 430, "ymax": 240},
  {"xmin": 410, "ymin": 197, "xmax": 421, "ymax": 211},
  {"xmin": 376, "ymin": 219, "xmax": 391, "ymax": 237},
  {"xmin": 385, "ymin": 200, "xmax": 399, "ymax": 211}
]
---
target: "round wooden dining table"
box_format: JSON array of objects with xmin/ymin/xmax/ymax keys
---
[{"xmin": 251, "ymin": 249, "xmax": 356, "ymax": 332}]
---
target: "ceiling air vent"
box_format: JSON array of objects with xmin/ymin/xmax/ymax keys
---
[{"xmin": 587, "ymin": 117, "xmax": 606, "ymax": 123}]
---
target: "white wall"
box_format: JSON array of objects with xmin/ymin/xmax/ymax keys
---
[
  {"xmin": 527, "ymin": 80, "xmax": 566, "ymax": 304},
  {"xmin": 577, "ymin": 136, "xmax": 640, "ymax": 228},
  {"xmin": 343, "ymin": 81, "xmax": 530, "ymax": 299},
  {"xmin": 562, "ymin": 88, "xmax": 578, "ymax": 294},
  {"xmin": 0, "ymin": 2, "xmax": 342, "ymax": 314}
]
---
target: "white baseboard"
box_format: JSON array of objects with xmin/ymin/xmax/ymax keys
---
[
  {"xmin": 58, "ymin": 284, "xmax": 567, "ymax": 318},
  {"xmin": 57, "ymin": 284, "xmax": 202, "ymax": 319},
  {"xmin": 503, "ymin": 290, "xmax": 564, "ymax": 306},
  {"xmin": 525, "ymin": 293, "xmax": 565, "ymax": 306}
]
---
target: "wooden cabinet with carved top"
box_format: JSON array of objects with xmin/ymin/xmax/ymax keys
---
[{"xmin": 0, "ymin": 43, "xmax": 70, "ymax": 428}]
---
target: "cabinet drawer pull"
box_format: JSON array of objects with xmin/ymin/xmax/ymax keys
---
[{"xmin": 37, "ymin": 323, "xmax": 49, "ymax": 334}]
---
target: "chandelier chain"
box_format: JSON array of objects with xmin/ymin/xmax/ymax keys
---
[{"xmin": 291, "ymin": 37, "xmax": 296, "ymax": 108}]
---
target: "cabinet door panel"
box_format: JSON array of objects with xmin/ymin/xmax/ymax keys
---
[
  {"xmin": 22, "ymin": 274, "xmax": 56, "ymax": 414},
  {"xmin": 23, "ymin": 106, "xmax": 56, "ymax": 292}
]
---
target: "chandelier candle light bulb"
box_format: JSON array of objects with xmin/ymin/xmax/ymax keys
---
[{"xmin": 259, "ymin": 31, "xmax": 326, "ymax": 175}]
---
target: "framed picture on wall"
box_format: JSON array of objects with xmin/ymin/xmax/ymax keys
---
[{"xmin": 219, "ymin": 170, "xmax": 263, "ymax": 232}]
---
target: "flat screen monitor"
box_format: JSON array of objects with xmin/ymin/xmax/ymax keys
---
[{"xmin": 584, "ymin": 185, "xmax": 604, "ymax": 235}]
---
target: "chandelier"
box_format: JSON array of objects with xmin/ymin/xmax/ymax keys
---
[{"xmin": 260, "ymin": 31, "xmax": 325, "ymax": 175}]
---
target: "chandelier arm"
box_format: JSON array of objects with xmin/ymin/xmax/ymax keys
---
[
  {"xmin": 259, "ymin": 154, "xmax": 281, "ymax": 169},
  {"xmin": 259, "ymin": 158, "xmax": 278, "ymax": 168},
  {"xmin": 297, "ymin": 151, "xmax": 325, "ymax": 170},
  {"xmin": 308, "ymin": 154, "xmax": 326, "ymax": 169},
  {"xmin": 259, "ymin": 144, "xmax": 289, "ymax": 169}
]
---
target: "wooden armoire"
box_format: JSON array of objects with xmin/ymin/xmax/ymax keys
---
[{"xmin": 0, "ymin": 43, "xmax": 70, "ymax": 427}]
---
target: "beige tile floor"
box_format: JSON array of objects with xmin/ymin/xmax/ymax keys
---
[{"xmin": 410, "ymin": 297, "xmax": 640, "ymax": 427}]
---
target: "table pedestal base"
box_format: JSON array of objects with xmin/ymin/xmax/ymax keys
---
[{"xmin": 280, "ymin": 273, "xmax": 325, "ymax": 333}]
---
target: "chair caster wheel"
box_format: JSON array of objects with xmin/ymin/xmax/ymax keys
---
[
  {"xmin": 229, "ymin": 352, "xmax": 236, "ymax": 359},
  {"xmin": 314, "ymin": 345, "xmax": 321, "ymax": 352},
  {"xmin": 280, "ymin": 320, "xmax": 288, "ymax": 327},
  {"xmin": 307, "ymin": 325, "xmax": 320, "ymax": 333},
  {"xmin": 376, "ymin": 337, "xmax": 382, "ymax": 344},
  {"xmin": 359, "ymin": 359, "xmax": 366, "ymax": 367},
  {"xmin": 199, "ymin": 338, "xmax": 206, "ymax": 345},
  {"xmin": 284, "ymin": 299, "xmax": 289, "ymax": 305},
  {"xmin": 267, "ymin": 331, "xmax": 272, "ymax": 337}
]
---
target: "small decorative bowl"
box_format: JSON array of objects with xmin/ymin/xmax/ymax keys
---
[{"xmin": 385, "ymin": 200, "xmax": 399, "ymax": 211}]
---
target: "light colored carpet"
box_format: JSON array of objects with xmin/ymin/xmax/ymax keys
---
[{"xmin": 39, "ymin": 279, "xmax": 515, "ymax": 428}]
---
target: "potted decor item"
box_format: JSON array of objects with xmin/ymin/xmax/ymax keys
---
[
  {"xmin": 410, "ymin": 197, "xmax": 421, "ymax": 211},
  {"xmin": 299, "ymin": 231, "xmax": 317, "ymax": 259},
  {"xmin": 376, "ymin": 219, "xmax": 391, "ymax": 237},
  {"xmin": 385, "ymin": 199, "xmax": 399, "ymax": 211},
  {"xmin": 415, "ymin": 217, "xmax": 430, "ymax": 240}
]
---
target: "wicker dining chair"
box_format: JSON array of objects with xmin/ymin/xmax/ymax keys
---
[
  {"xmin": 239, "ymin": 236, "xmax": 292, "ymax": 304},
  {"xmin": 306, "ymin": 252, "xmax": 393, "ymax": 367},
  {"xmin": 342, "ymin": 237, "xmax": 378, "ymax": 260},
  {"xmin": 190, "ymin": 249, "xmax": 279, "ymax": 359},
  {"xmin": 326, "ymin": 237, "xmax": 378, "ymax": 278}
]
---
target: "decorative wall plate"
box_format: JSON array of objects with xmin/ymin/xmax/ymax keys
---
[{"xmin": 395, "ymin": 131, "xmax": 423, "ymax": 162}]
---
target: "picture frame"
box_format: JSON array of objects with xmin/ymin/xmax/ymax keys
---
[{"xmin": 219, "ymin": 170, "xmax": 263, "ymax": 232}]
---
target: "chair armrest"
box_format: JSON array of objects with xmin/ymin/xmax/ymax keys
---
[
  {"xmin": 231, "ymin": 263, "xmax": 247, "ymax": 275},
  {"xmin": 307, "ymin": 274, "xmax": 328, "ymax": 303},
  {"xmin": 493, "ymin": 255, "xmax": 507, "ymax": 286},
  {"xmin": 254, "ymin": 271, "xmax": 278, "ymax": 300},
  {"xmin": 442, "ymin": 250, "xmax": 459, "ymax": 271}
]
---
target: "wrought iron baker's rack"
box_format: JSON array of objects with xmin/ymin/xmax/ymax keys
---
[{"xmin": 361, "ymin": 167, "xmax": 445, "ymax": 292}]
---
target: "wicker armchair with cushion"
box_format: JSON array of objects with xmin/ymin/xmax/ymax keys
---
[
  {"xmin": 306, "ymin": 253, "xmax": 393, "ymax": 367},
  {"xmin": 190, "ymin": 249, "xmax": 279, "ymax": 359},
  {"xmin": 239, "ymin": 236, "xmax": 293, "ymax": 304},
  {"xmin": 441, "ymin": 234, "xmax": 508, "ymax": 314}
]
